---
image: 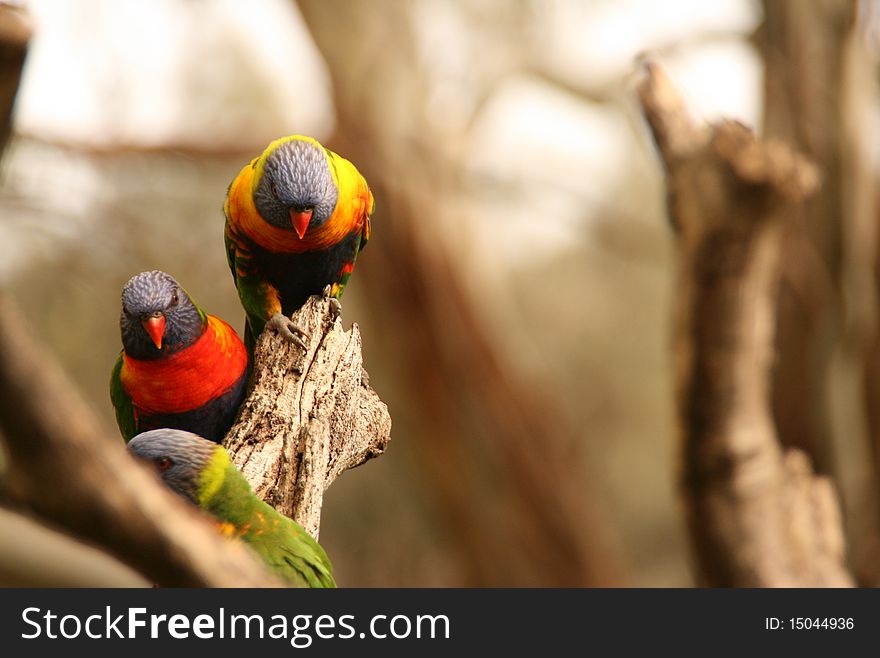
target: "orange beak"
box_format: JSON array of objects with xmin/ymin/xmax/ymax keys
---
[
  {"xmin": 142, "ymin": 315, "xmax": 166, "ymax": 350},
  {"xmin": 290, "ymin": 208, "xmax": 313, "ymax": 239}
]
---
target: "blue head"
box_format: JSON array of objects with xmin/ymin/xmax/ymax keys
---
[
  {"xmin": 252, "ymin": 137, "xmax": 339, "ymax": 237},
  {"xmin": 119, "ymin": 270, "xmax": 204, "ymax": 360}
]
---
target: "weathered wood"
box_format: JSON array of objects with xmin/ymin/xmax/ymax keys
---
[
  {"xmin": 639, "ymin": 61, "xmax": 853, "ymax": 586},
  {"xmin": 224, "ymin": 296, "xmax": 391, "ymax": 539}
]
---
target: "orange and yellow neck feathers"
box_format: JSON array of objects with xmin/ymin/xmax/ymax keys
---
[{"xmin": 224, "ymin": 139, "xmax": 373, "ymax": 254}]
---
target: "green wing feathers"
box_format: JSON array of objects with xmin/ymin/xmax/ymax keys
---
[
  {"xmin": 109, "ymin": 353, "xmax": 137, "ymax": 442},
  {"xmin": 207, "ymin": 459, "xmax": 336, "ymax": 588},
  {"xmin": 224, "ymin": 219, "xmax": 276, "ymax": 343},
  {"xmin": 246, "ymin": 501, "xmax": 336, "ymax": 588}
]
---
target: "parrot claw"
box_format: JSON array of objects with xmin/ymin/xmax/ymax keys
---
[
  {"xmin": 269, "ymin": 313, "xmax": 307, "ymax": 349},
  {"xmin": 321, "ymin": 285, "xmax": 342, "ymax": 319}
]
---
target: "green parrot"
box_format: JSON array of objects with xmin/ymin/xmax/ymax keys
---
[{"xmin": 128, "ymin": 428, "xmax": 335, "ymax": 588}]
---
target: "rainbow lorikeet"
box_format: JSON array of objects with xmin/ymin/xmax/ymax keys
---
[
  {"xmin": 110, "ymin": 270, "xmax": 249, "ymax": 443},
  {"xmin": 128, "ymin": 429, "xmax": 336, "ymax": 588},
  {"xmin": 224, "ymin": 134, "xmax": 374, "ymax": 353}
]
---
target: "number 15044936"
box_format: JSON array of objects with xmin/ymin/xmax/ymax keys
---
[{"xmin": 765, "ymin": 617, "xmax": 854, "ymax": 630}]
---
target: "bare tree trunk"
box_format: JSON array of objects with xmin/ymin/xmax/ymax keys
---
[
  {"xmin": 296, "ymin": 0, "xmax": 625, "ymax": 586},
  {"xmin": 760, "ymin": 0, "xmax": 880, "ymax": 586},
  {"xmin": 639, "ymin": 62, "xmax": 853, "ymax": 587},
  {"xmin": 757, "ymin": 0, "xmax": 856, "ymax": 474}
]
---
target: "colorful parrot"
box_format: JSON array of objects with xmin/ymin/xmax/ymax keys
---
[
  {"xmin": 223, "ymin": 134, "xmax": 374, "ymax": 353},
  {"xmin": 128, "ymin": 428, "xmax": 336, "ymax": 588},
  {"xmin": 110, "ymin": 270, "xmax": 249, "ymax": 443}
]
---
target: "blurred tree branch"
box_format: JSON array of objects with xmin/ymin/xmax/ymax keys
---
[
  {"xmin": 756, "ymin": 0, "xmax": 856, "ymax": 475},
  {"xmin": 297, "ymin": 0, "xmax": 625, "ymax": 586},
  {"xmin": 757, "ymin": 0, "xmax": 880, "ymax": 586},
  {"xmin": 0, "ymin": 293, "xmax": 283, "ymax": 587},
  {"xmin": 0, "ymin": 4, "xmax": 29, "ymax": 152},
  {"xmin": 848, "ymin": 3, "xmax": 880, "ymax": 585},
  {"xmin": 224, "ymin": 296, "xmax": 391, "ymax": 539},
  {"xmin": 639, "ymin": 61, "xmax": 853, "ymax": 586}
]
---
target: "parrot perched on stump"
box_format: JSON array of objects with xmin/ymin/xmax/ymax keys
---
[
  {"xmin": 110, "ymin": 270, "xmax": 249, "ymax": 442},
  {"xmin": 224, "ymin": 134, "xmax": 374, "ymax": 354},
  {"xmin": 128, "ymin": 428, "xmax": 335, "ymax": 588}
]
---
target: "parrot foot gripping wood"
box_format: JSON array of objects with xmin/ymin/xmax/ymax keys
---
[
  {"xmin": 223, "ymin": 295, "xmax": 391, "ymax": 539},
  {"xmin": 268, "ymin": 311, "xmax": 308, "ymax": 349}
]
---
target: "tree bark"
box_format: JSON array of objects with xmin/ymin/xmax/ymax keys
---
[
  {"xmin": 223, "ymin": 296, "xmax": 391, "ymax": 539},
  {"xmin": 639, "ymin": 61, "xmax": 853, "ymax": 586}
]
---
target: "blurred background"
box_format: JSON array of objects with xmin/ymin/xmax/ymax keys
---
[{"xmin": 0, "ymin": 0, "xmax": 878, "ymax": 587}]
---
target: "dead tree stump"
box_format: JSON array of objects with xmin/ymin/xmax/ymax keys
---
[{"xmin": 224, "ymin": 296, "xmax": 392, "ymax": 539}]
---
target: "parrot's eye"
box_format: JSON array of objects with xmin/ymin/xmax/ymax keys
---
[
  {"xmin": 271, "ymin": 183, "xmax": 278, "ymax": 198},
  {"xmin": 169, "ymin": 292, "xmax": 179, "ymax": 307},
  {"xmin": 157, "ymin": 457, "xmax": 172, "ymax": 472}
]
